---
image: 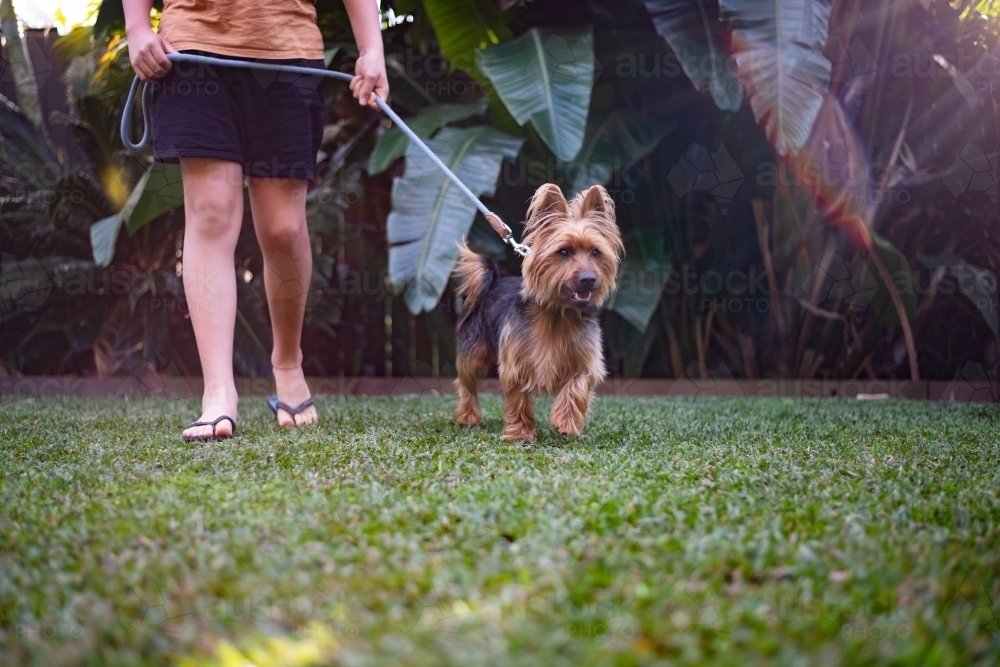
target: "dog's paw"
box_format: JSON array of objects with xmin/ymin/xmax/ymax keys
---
[
  {"xmin": 551, "ymin": 419, "xmax": 582, "ymax": 437},
  {"xmin": 551, "ymin": 408, "xmax": 584, "ymax": 435},
  {"xmin": 455, "ymin": 411, "xmax": 481, "ymax": 427},
  {"xmin": 455, "ymin": 400, "xmax": 481, "ymax": 426},
  {"xmin": 501, "ymin": 423, "xmax": 535, "ymax": 442}
]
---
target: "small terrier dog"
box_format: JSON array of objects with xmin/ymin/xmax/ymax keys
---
[{"xmin": 453, "ymin": 184, "xmax": 624, "ymax": 441}]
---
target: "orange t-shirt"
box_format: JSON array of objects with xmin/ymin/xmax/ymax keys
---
[{"xmin": 158, "ymin": 0, "xmax": 325, "ymax": 60}]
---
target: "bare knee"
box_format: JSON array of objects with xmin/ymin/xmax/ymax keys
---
[
  {"xmin": 257, "ymin": 218, "xmax": 305, "ymax": 251},
  {"xmin": 187, "ymin": 193, "xmax": 241, "ymax": 241}
]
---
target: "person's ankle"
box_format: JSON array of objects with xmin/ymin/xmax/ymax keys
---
[
  {"xmin": 271, "ymin": 349, "xmax": 303, "ymax": 371},
  {"xmin": 201, "ymin": 380, "xmax": 238, "ymax": 409}
]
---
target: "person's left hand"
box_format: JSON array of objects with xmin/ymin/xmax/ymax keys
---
[{"xmin": 351, "ymin": 50, "xmax": 389, "ymax": 110}]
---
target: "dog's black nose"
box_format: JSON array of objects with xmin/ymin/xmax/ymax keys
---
[{"xmin": 578, "ymin": 273, "xmax": 596, "ymax": 289}]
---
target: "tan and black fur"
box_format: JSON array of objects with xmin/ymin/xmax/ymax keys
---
[{"xmin": 453, "ymin": 184, "xmax": 624, "ymax": 441}]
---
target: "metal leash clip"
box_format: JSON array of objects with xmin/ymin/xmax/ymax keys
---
[{"xmin": 484, "ymin": 212, "xmax": 531, "ymax": 257}]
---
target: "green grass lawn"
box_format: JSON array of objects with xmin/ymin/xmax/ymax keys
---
[{"xmin": 1, "ymin": 395, "xmax": 998, "ymax": 666}]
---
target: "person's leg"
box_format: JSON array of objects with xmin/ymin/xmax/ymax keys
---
[
  {"xmin": 179, "ymin": 158, "xmax": 245, "ymax": 438},
  {"xmin": 247, "ymin": 177, "xmax": 318, "ymax": 426}
]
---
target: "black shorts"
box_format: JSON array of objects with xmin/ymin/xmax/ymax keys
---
[{"xmin": 149, "ymin": 50, "xmax": 325, "ymax": 180}]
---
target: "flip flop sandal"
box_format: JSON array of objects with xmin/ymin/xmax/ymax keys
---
[
  {"xmin": 181, "ymin": 415, "xmax": 237, "ymax": 442},
  {"xmin": 268, "ymin": 395, "xmax": 316, "ymax": 425}
]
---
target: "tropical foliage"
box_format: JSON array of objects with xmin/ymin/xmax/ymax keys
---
[{"xmin": 1, "ymin": 0, "xmax": 998, "ymax": 382}]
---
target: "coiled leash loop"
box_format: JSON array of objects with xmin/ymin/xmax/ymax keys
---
[{"xmin": 121, "ymin": 52, "xmax": 530, "ymax": 257}]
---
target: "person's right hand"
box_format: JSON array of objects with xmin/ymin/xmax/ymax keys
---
[
  {"xmin": 351, "ymin": 49, "xmax": 389, "ymax": 110},
  {"xmin": 127, "ymin": 27, "xmax": 177, "ymax": 82}
]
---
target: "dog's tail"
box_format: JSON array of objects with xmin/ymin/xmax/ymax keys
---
[{"xmin": 454, "ymin": 243, "xmax": 498, "ymax": 326}]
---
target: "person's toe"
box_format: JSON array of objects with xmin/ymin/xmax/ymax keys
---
[
  {"xmin": 183, "ymin": 416, "xmax": 235, "ymax": 439},
  {"xmin": 183, "ymin": 423, "xmax": 212, "ymax": 439},
  {"xmin": 294, "ymin": 406, "xmax": 318, "ymax": 425},
  {"xmin": 213, "ymin": 419, "xmax": 234, "ymax": 438}
]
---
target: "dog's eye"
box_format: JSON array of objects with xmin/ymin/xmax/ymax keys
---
[
  {"xmin": 590, "ymin": 249, "xmax": 601, "ymax": 258},
  {"xmin": 558, "ymin": 248, "xmax": 571, "ymax": 258}
]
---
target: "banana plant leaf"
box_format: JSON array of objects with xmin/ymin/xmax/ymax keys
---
[
  {"xmin": 388, "ymin": 125, "xmax": 523, "ymax": 314},
  {"xmin": 719, "ymin": 0, "xmax": 833, "ymax": 155},
  {"xmin": 869, "ymin": 232, "xmax": 916, "ymax": 327},
  {"xmin": 90, "ymin": 166, "xmax": 150, "ymax": 267},
  {"xmin": 476, "ymin": 28, "xmax": 594, "ymax": 161},
  {"xmin": 384, "ymin": 52, "xmax": 445, "ymax": 112},
  {"xmin": 466, "ymin": 215, "xmax": 508, "ymax": 259},
  {"xmin": 789, "ymin": 231, "xmax": 915, "ymax": 330},
  {"xmin": 368, "ymin": 100, "xmax": 487, "ymax": 174},
  {"xmin": 422, "ymin": 0, "xmax": 510, "ymax": 75},
  {"xmin": 128, "ymin": 162, "xmax": 184, "ymax": 233},
  {"xmin": 605, "ymin": 227, "xmax": 672, "ymax": 331},
  {"xmin": 613, "ymin": 310, "xmax": 660, "ymax": 377},
  {"xmin": 90, "ymin": 162, "xmax": 183, "ymax": 266},
  {"xmin": 0, "ymin": 253, "xmax": 54, "ymax": 320},
  {"xmin": 567, "ymin": 110, "xmax": 675, "ymax": 196},
  {"xmin": 0, "ymin": 93, "xmax": 62, "ymax": 188},
  {"xmin": 642, "ymin": 0, "xmax": 743, "ymax": 111},
  {"xmin": 919, "ymin": 253, "xmax": 999, "ymax": 334},
  {"xmin": 0, "ymin": 0, "xmax": 44, "ymax": 129}
]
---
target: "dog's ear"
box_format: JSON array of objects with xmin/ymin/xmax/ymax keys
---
[
  {"xmin": 575, "ymin": 185, "xmax": 624, "ymax": 262},
  {"xmin": 527, "ymin": 183, "xmax": 569, "ymax": 222},
  {"xmin": 576, "ymin": 185, "xmax": 614, "ymax": 219}
]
